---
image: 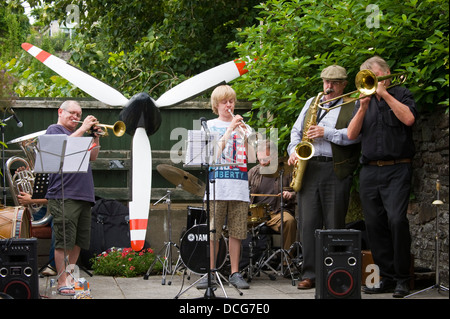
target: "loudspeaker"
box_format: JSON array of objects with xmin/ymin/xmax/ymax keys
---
[
  {"xmin": 315, "ymin": 229, "xmax": 361, "ymax": 299},
  {"xmin": 0, "ymin": 238, "xmax": 39, "ymax": 299}
]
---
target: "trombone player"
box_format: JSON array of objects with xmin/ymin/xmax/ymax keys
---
[
  {"xmin": 287, "ymin": 65, "xmax": 361, "ymax": 290},
  {"xmin": 347, "ymin": 56, "xmax": 417, "ymax": 298}
]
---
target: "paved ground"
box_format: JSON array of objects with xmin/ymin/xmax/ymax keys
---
[{"xmin": 38, "ymin": 268, "xmax": 448, "ymax": 300}]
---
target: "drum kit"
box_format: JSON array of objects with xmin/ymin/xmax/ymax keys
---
[{"xmin": 145, "ymin": 158, "xmax": 301, "ymax": 297}]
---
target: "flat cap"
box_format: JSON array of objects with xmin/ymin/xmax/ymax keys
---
[{"xmin": 320, "ymin": 65, "xmax": 347, "ymax": 80}]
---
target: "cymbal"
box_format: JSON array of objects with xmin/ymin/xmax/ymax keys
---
[{"xmin": 157, "ymin": 164, "xmax": 205, "ymax": 197}]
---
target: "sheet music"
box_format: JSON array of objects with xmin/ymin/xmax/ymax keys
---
[
  {"xmin": 34, "ymin": 134, "xmax": 93, "ymax": 173},
  {"xmin": 184, "ymin": 130, "xmax": 218, "ymax": 166}
]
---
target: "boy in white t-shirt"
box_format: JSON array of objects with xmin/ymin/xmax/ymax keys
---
[{"xmin": 199, "ymin": 85, "xmax": 251, "ymax": 290}]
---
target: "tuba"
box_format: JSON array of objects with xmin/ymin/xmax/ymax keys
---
[
  {"xmin": 5, "ymin": 131, "xmax": 52, "ymax": 226},
  {"xmin": 290, "ymin": 91, "xmax": 323, "ymax": 192}
]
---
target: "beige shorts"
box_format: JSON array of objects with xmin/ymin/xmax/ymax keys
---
[{"xmin": 210, "ymin": 200, "xmax": 248, "ymax": 240}]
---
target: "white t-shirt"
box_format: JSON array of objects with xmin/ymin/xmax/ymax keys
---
[{"xmin": 206, "ymin": 118, "xmax": 250, "ymax": 202}]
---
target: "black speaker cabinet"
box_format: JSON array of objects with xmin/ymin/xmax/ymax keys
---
[
  {"xmin": 0, "ymin": 238, "xmax": 39, "ymax": 299},
  {"xmin": 315, "ymin": 229, "xmax": 361, "ymax": 299}
]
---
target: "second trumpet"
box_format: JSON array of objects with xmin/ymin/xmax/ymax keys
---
[{"xmin": 73, "ymin": 120, "xmax": 126, "ymax": 137}]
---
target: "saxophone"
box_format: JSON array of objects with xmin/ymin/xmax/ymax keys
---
[{"xmin": 290, "ymin": 91, "xmax": 324, "ymax": 192}]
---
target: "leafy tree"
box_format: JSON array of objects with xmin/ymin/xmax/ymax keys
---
[
  {"xmin": 14, "ymin": 0, "xmax": 261, "ymax": 99},
  {"xmin": 0, "ymin": 2, "xmax": 30, "ymax": 60},
  {"xmin": 228, "ymin": 0, "xmax": 449, "ymax": 153}
]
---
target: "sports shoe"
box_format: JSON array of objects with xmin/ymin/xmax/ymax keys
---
[
  {"xmin": 196, "ymin": 274, "xmax": 217, "ymax": 289},
  {"xmin": 229, "ymin": 272, "xmax": 249, "ymax": 289}
]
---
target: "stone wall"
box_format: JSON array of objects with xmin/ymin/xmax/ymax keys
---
[{"xmin": 408, "ymin": 107, "xmax": 449, "ymax": 286}]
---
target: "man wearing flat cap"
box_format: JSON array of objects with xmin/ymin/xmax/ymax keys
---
[{"xmin": 287, "ymin": 65, "xmax": 361, "ymax": 290}]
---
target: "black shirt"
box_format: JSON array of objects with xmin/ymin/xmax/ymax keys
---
[{"xmin": 353, "ymin": 86, "xmax": 418, "ymax": 164}]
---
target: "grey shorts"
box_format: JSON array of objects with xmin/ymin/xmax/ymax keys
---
[
  {"xmin": 210, "ymin": 200, "xmax": 248, "ymax": 240},
  {"xmin": 48, "ymin": 199, "xmax": 91, "ymax": 250}
]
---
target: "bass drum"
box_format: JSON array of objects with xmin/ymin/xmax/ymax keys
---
[
  {"xmin": 180, "ymin": 224, "xmax": 227, "ymax": 275},
  {"xmin": 0, "ymin": 206, "xmax": 31, "ymax": 239}
]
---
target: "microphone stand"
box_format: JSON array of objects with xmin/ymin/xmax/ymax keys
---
[{"xmin": 405, "ymin": 179, "xmax": 449, "ymax": 298}]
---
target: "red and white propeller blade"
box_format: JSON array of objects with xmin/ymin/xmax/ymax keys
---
[
  {"xmin": 129, "ymin": 127, "xmax": 152, "ymax": 251},
  {"xmin": 21, "ymin": 43, "xmax": 129, "ymax": 106},
  {"xmin": 155, "ymin": 58, "xmax": 251, "ymax": 107}
]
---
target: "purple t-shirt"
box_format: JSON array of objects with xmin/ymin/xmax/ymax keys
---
[{"xmin": 45, "ymin": 124, "xmax": 96, "ymax": 204}]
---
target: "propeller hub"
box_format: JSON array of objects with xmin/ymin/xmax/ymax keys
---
[{"xmin": 119, "ymin": 92, "xmax": 162, "ymax": 136}]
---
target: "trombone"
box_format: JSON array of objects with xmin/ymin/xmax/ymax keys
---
[
  {"xmin": 73, "ymin": 120, "xmax": 126, "ymax": 137},
  {"xmin": 318, "ymin": 69, "xmax": 407, "ymax": 112}
]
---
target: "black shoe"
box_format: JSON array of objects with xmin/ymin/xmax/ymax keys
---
[
  {"xmin": 393, "ymin": 281, "xmax": 410, "ymax": 298},
  {"xmin": 362, "ymin": 278, "xmax": 395, "ymax": 294}
]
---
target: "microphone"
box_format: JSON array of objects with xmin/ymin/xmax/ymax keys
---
[
  {"xmin": 200, "ymin": 117, "xmax": 210, "ymax": 134},
  {"xmin": 12, "ymin": 113, "xmax": 23, "ymax": 128}
]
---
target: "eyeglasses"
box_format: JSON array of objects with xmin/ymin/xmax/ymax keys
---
[{"xmin": 62, "ymin": 109, "xmax": 82, "ymax": 118}]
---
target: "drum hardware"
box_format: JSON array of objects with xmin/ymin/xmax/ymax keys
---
[
  {"xmin": 143, "ymin": 190, "xmax": 179, "ymax": 285},
  {"xmin": 240, "ymin": 221, "xmax": 271, "ymax": 283},
  {"xmin": 150, "ymin": 164, "xmax": 206, "ymax": 286}
]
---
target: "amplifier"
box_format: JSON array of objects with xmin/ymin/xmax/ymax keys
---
[{"xmin": 0, "ymin": 238, "xmax": 39, "ymax": 299}]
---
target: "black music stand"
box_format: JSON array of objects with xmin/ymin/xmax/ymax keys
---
[{"xmin": 35, "ymin": 134, "xmax": 94, "ymax": 281}]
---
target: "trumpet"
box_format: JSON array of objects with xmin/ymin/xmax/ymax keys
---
[
  {"xmin": 228, "ymin": 109, "xmax": 255, "ymax": 140},
  {"xmin": 73, "ymin": 120, "xmax": 126, "ymax": 137},
  {"xmin": 318, "ymin": 69, "xmax": 407, "ymax": 112}
]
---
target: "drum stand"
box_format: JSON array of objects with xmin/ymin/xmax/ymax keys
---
[
  {"xmin": 405, "ymin": 180, "xmax": 448, "ymax": 298},
  {"xmin": 257, "ymin": 163, "xmax": 298, "ymax": 285},
  {"xmin": 143, "ymin": 190, "xmax": 179, "ymax": 285},
  {"xmin": 240, "ymin": 221, "xmax": 269, "ymax": 282}
]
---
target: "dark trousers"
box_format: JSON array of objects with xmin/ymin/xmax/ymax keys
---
[
  {"xmin": 359, "ymin": 163, "xmax": 412, "ymax": 283},
  {"xmin": 297, "ymin": 160, "xmax": 352, "ymax": 280}
]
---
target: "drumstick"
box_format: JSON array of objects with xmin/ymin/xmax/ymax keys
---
[{"xmin": 250, "ymin": 194, "xmax": 281, "ymax": 197}]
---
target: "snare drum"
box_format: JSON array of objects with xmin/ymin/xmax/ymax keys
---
[
  {"xmin": 248, "ymin": 203, "xmax": 269, "ymax": 226},
  {"xmin": 0, "ymin": 206, "xmax": 31, "ymax": 239},
  {"xmin": 179, "ymin": 224, "xmax": 227, "ymax": 274}
]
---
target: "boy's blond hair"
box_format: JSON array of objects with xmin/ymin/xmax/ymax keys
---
[{"xmin": 210, "ymin": 85, "xmax": 236, "ymax": 115}]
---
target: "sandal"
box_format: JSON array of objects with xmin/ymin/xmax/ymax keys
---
[{"xmin": 58, "ymin": 286, "xmax": 75, "ymax": 296}]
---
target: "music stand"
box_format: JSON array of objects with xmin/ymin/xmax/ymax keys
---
[
  {"xmin": 34, "ymin": 134, "xmax": 94, "ymax": 282},
  {"xmin": 405, "ymin": 179, "xmax": 449, "ymax": 298}
]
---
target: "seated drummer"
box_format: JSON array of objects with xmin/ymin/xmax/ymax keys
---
[{"xmin": 248, "ymin": 140, "xmax": 297, "ymax": 251}]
